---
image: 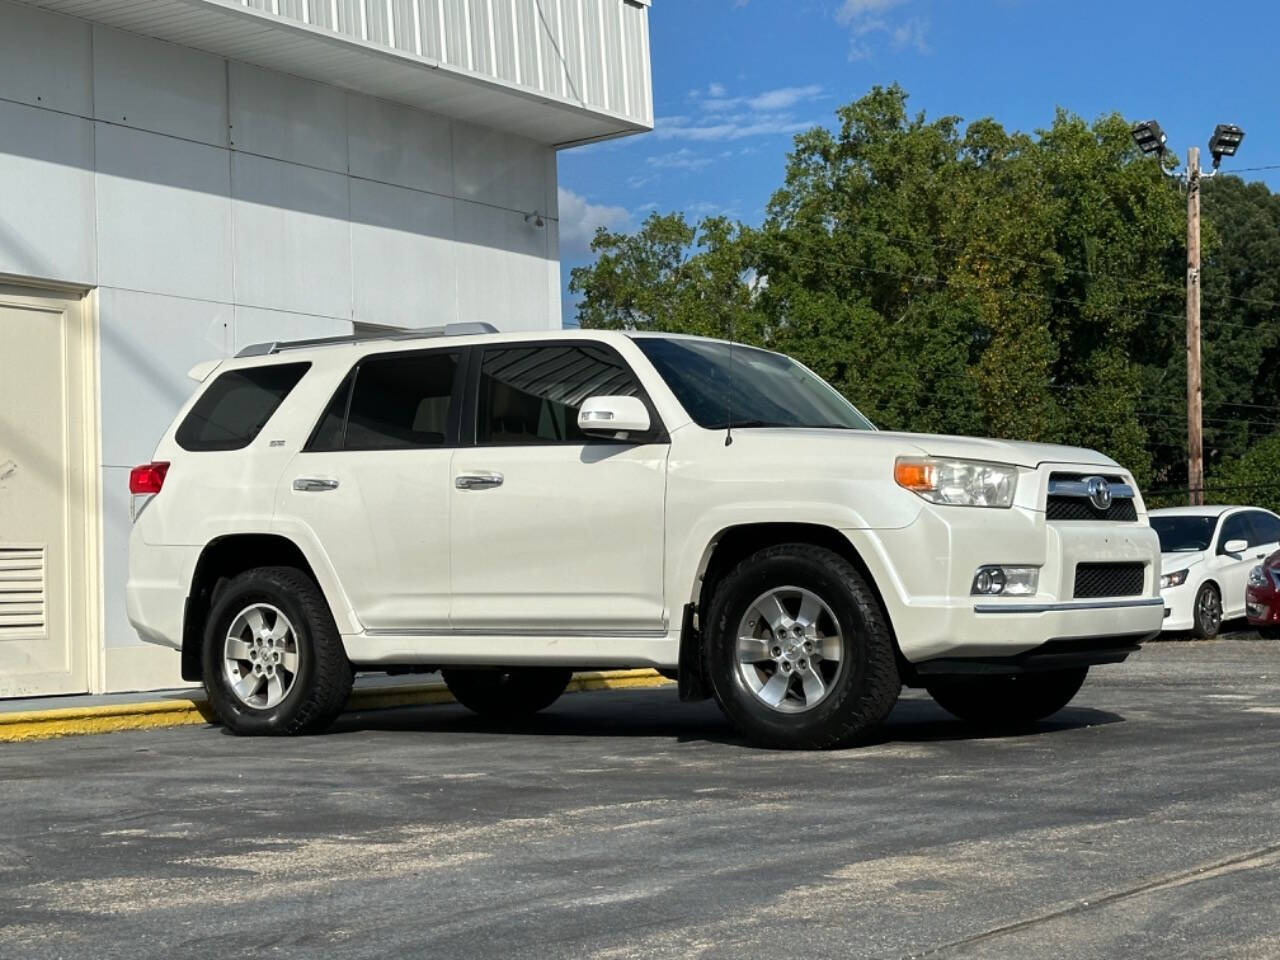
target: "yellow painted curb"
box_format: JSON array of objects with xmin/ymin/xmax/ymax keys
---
[{"xmin": 0, "ymin": 669, "xmax": 674, "ymax": 744}]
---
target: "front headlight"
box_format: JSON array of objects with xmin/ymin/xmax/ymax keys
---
[
  {"xmin": 1249, "ymin": 565, "xmax": 1268, "ymax": 589},
  {"xmin": 895, "ymin": 457, "xmax": 1018, "ymax": 508},
  {"xmin": 1160, "ymin": 569, "xmax": 1189, "ymax": 589}
]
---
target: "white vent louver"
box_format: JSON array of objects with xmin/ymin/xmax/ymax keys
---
[{"xmin": 0, "ymin": 546, "xmax": 46, "ymax": 639}]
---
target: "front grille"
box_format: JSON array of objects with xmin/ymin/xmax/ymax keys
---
[
  {"xmin": 1046, "ymin": 472, "xmax": 1138, "ymax": 522},
  {"xmin": 1073, "ymin": 562, "xmax": 1145, "ymax": 599},
  {"xmin": 1047, "ymin": 497, "xmax": 1138, "ymax": 522}
]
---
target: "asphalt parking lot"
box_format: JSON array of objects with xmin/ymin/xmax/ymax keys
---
[{"xmin": 3, "ymin": 636, "xmax": 1279, "ymax": 960}]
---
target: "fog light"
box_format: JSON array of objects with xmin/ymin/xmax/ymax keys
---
[{"xmin": 971, "ymin": 565, "xmax": 1038, "ymax": 596}]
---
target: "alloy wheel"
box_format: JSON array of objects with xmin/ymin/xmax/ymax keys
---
[
  {"xmin": 223, "ymin": 603, "xmax": 301, "ymax": 709},
  {"xmin": 735, "ymin": 586, "xmax": 845, "ymax": 713}
]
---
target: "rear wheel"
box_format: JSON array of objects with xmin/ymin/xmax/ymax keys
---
[
  {"xmin": 442, "ymin": 668, "xmax": 573, "ymax": 718},
  {"xmin": 1191, "ymin": 583, "xmax": 1222, "ymax": 639},
  {"xmin": 704, "ymin": 544, "xmax": 901, "ymax": 749},
  {"xmin": 926, "ymin": 668, "xmax": 1088, "ymax": 726},
  {"xmin": 202, "ymin": 566, "xmax": 353, "ymax": 735}
]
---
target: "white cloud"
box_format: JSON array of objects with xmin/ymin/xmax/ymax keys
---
[
  {"xmin": 556, "ymin": 187, "xmax": 632, "ymax": 256},
  {"xmin": 657, "ymin": 82, "xmax": 823, "ymax": 142},
  {"xmin": 647, "ymin": 148, "xmax": 715, "ymax": 171},
  {"xmin": 835, "ymin": 0, "xmax": 929, "ymax": 60}
]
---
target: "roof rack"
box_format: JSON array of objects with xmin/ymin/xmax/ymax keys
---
[{"xmin": 235, "ymin": 322, "xmax": 499, "ymax": 358}]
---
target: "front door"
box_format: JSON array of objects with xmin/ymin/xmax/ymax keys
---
[
  {"xmin": 0, "ymin": 290, "xmax": 94, "ymax": 697},
  {"xmin": 1215, "ymin": 511, "xmax": 1260, "ymax": 619},
  {"xmin": 281, "ymin": 347, "xmax": 462, "ymax": 632},
  {"xmin": 450, "ymin": 342, "xmax": 668, "ymax": 635}
]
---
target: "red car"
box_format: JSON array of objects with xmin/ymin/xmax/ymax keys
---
[{"xmin": 1246, "ymin": 549, "xmax": 1280, "ymax": 638}]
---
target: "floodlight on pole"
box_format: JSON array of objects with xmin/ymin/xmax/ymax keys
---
[
  {"xmin": 1208, "ymin": 123, "xmax": 1245, "ymax": 169},
  {"xmin": 1130, "ymin": 119, "xmax": 1168, "ymax": 156}
]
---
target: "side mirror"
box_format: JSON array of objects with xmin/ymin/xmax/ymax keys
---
[
  {"xmin": 1223, "ymin": 538, "xmax": 1249, "ymax": 556},
  {"xmin": 578, "ymin": 395, "xmax": 651, "ymax": 438}
]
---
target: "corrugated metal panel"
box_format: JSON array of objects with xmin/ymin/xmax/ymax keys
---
[
  {"xmin": 537, "ymin": 0, "xmax": 565, "ymax": 99},
  {"xmin": 442, "ymin": 0, "xmax": 469, "ymax": 68},
  {"xmin": 468, "ymin": 0, "xmax": 493, "ymax": 76},
  {"xmin": 599, "ymin": 0, "xmax": 624, "ymax": 114},
  {"xmin": 579, "ymin": 0, "xmax": 604, "ymax": 110},
  {"xmin": 559, "ymin": 0, "xmax": 584, "ymax": 105},
  {"xmin": 490, "ymin": 0, "xmax": 517, "ymax": 83},
  {"xmin": 621, "ymin": 0, "xmax": 648, "ymax": 123},
  {"xmin": 513, "ymin": 0, "xmax": 538, "ymax": 88},
  {"xmin": 24, "ymin": 0, "xmax": 652, "ymax": 141}
]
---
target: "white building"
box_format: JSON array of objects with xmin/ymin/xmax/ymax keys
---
[{"xmin": 0, "ymin": 0, "xmax": 652, "ymax": 697}]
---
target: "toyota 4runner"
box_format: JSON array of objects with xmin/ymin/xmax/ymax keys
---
[{"xmin": 127, "ymin": 324, "xmax": 1163, "ymax": 748}]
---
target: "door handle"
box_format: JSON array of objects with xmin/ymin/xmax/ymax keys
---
[
  {"xmin": 293, "ymin": 477, "xmax": 339, "ymax": 492},
  {"xmin": 455, "ymin": 472, "xmax": 504, "ymax": 491}
]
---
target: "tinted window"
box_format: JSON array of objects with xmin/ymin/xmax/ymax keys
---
[
  {"xmin": 634, "ymin": 337, "xmax": 874, "ymax": 431},
  {"xmin": 308, "ymin": 370, "xmax": 353, "ymax": 452},
  {"xmin": 342, "ymin": 351, "xmax": 459, "ymax": 450},
  {"xmin": 1219, "ymin": 513, "xmax": 1253, "ymax": 552},
  {"xmin": 478, "ymin": 345, "xmax": 643, "ymax": 445},
  {"xmin": 176, "ymin": 363, "xmax": 309, "ymax": 452},
  {"xmin": 1151, "ymin": 515, "xmax": 1218, "ymax": 552},
  {"xmin": 1249, "ymin": 511, "xmax": 1280, "ymax": 545}
]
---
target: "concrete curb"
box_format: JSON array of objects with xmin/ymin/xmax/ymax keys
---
[{"xmin": 0, "ymin": 669, "xmax": 674, "ymax": 744}]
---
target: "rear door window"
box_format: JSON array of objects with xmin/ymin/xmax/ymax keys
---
[
  {"xmin": 309, "ymin": 350, "xmax": 461, "ymax": 451},
  {"xmin": 176, "ymin": 362, "xmax": 310, "ymax": 452},
  {"xmin": 1248, "ymin": 511, "xmax": 1280, "ymax": 546}
]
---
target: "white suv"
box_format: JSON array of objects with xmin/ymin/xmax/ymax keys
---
[{"xmin": 127, "ymin": 325, "xmax": 1163, "ymax": 748}]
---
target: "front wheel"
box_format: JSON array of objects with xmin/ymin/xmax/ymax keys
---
[
  {"xmin": 202, "ymin": 566, "xmax": 353, "ymax": 735},
  {"xmin": 926, "ymin": 668, "xmax": 1088, "ymax": 726},
  {"xmin": 442, "ymin": 668, "xmax": 573, "ymax": 718},
  {"xmin": 1191, "ymin": 583, "xmax": 1222, "ymax": 639},
  {"xmin": 704, "ymin": 544, "xmax": 901, "ymax": 750}
]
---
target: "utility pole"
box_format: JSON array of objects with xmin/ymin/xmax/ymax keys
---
[
  {"xmin": 1131, "ymin": 121, "xmax": 1244, "ymax": 505},
  {"xmin": 1186, "ymin": 146, "xmax": 1203, "ymax": 506}
]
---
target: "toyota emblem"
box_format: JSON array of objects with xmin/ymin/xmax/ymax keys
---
[{"xmin": 1085, "ymin": 476, "xmax": 1113, "ymax": 512}]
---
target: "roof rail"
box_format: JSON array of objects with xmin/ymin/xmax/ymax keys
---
[{"xmin": 235, "ymin": 322, "xmax": 499, "ymax": 358}]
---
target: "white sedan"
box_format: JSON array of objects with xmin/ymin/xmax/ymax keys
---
[{"xmin": 1150, "ymin": 506, "xmax": 1280, "ymax": 637}]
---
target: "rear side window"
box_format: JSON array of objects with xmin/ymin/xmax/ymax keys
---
[
  {"xmin": 309, "ymin": 350, "xmax": 460, "ymax": 451},
  {"xmin": 1249, "ymin": 511, "xmax": 1280, "ymax": 545},
  {"xmin": 176, "ymin": 363, "xmax": 309, "ymax": 452},
  {"xmin": 477, "ymin": 344, "xmax": 642, "ymax": 445}
]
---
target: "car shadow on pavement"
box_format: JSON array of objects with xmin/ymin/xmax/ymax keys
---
[{"xmin": 309, "ymin": 688, "xmax": 1124, "ymax": 751}]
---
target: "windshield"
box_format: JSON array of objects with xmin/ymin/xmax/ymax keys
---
[
  {"xmin": 1151, "ymin": 515, "xmax": 1218, "ymax": 552},
  {"xmin": 634, "ymin": 337, "xmax": 875, "ymax": 431}
]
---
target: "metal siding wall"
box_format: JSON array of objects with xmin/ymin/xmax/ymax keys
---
[
  {"xmin": 491, "ymin": 0, "xmax": 517, "ymax": 83},
  {"xmin": 537, "ymin": 0, "xmax": 564, "ymax": 98},
  {"xmin": 418, "ymin": 0, "xmax": 443, "ymax": 59},
  {"xmin": 468, "ymin": 0, "xmax": 493, "ymax": 76},
  {"xmin": 579, "ymin": 0, "xmax": 604, "ymax": 110},
  {"xmin": 599, "ymin": 0, "xmax": 624, "ymax": 114},
  {"xmin": 559, "ymin": 0, "xmax": 583, "ymax": 105},
  {"xmin": 225, "ymin": 0, "xmax": 651, "ymax": 125},
  {"xmin": 442, "ymin": 0, "xmax": 469, "ymax": 67},
  {"xmin": 513, "ymin": 0, "xmax": 539, "ymax": 87}
]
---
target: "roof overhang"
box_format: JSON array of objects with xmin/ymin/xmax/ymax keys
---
[{"xmin": 20, "ymin": 0, "xmax": 652, "ymax": 148}]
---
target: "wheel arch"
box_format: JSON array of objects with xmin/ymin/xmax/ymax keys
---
[
  {"xmin": 680, "ymin": 522, "xmax": 907, "ymax": 695},
  {"xmin": 181, "ymin": 533, "xmax": 336, "ymax": 682}
]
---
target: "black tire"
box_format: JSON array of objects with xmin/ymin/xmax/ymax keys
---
[
  {"xmin": 202, "ymin": 566, "xmax": 353, "ymax": 735},
  {"xmin": 704, "ymin": 544, "xmax": 901, "ymax": 750},
  {"xmin": 1191, "ymin": 583, "xmax": 1222, "ymax": 639},
  {"xmin": 926, "ymin": 668, "xmax": 1088, "ymax": 726},
  {"xmin": 442, "ymin": 668, "xmax": 573, "ymax": 718},
  {"xmin": 1259, "ymin": 626, "xmax": 1280, "ymax": 641}
]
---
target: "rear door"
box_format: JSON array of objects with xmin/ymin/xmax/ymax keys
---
[
  {"xmin": 449, "ymin": 341, "xmax": 668, "ymax": 635},
  {"xmin": 1216, "ymin": 511, "xmax": 1259, "ymax": 618},
  {"xmin": 281, "ymin": 348, "xmax": 463, "ymax": 632}
]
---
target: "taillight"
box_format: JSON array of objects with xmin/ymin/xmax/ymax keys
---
[{"xmin": 129, "ymin": 462, "xmax": 170, "ymax": 494}]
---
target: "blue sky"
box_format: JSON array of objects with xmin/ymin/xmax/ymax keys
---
[{"xmin": 557, "ymin": 0, "xmax": 1280, "ymax": 325}]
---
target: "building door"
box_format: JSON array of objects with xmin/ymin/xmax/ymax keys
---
[{"xmin": 0, "ymin": 288, "xmax": 96, "ymax": 697}]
